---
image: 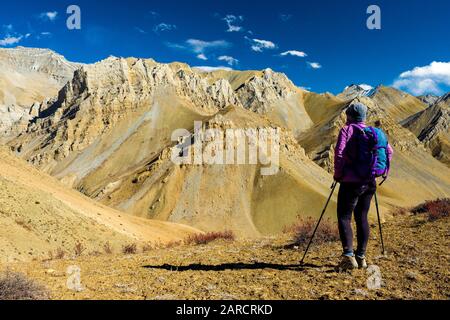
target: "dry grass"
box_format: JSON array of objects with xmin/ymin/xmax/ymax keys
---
[
  {"xmin": 412, "ymin": 198, "xmax": 450, "ymax": 221},
  {"xmin": 46, "ymin": 250, "xmax": 53, "ymax": 261},
  {"xmin": 0, "ymin": 271, "xmax": 49, "ymax": 300},
  {"xmin": 74, "ymin": 242, "xmax": 86, "ymax": 257},
  {"xmin": 185, "ymin": 231, "xmax": 235, "ymax": 246},
  {"xmin": 122, "ymin": 243, "xmax": 137, "ymax": 255},
  {"xmin": 285, "ymin": 216, "xmax": 340, "ymax": 248},
  {"xmin": 55, "ymin": 248, "xmax": 66, "ymax": 260},
  {"xmin": 103, "ymin": 242, "xmax": 113, "ymax": 254},
  {"xmin": 15, "ymin": 219, "xmax": 32, "ymax": 232},
  {"xmin": 391, "ymin": 206, "xmax": 409, "ymax": 217},
  {"xmin": 142, "ymin": 243, "xmax": 153, "ymax": 252},
  {"xmin": 164, "ymin": 240, "xmax": 183, "ymax": 248}
]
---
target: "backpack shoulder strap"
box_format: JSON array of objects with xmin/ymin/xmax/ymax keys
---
[{"xmin": 367, "ymin": 126, "xmax": 379, "ymax": 145}]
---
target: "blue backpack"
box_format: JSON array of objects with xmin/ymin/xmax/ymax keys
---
[{"xmin": 347, "ymin": 125, "xmax": 390, "ymax": 181}]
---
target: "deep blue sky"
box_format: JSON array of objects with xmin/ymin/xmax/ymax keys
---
[{"xmin": 1, "ymin": 0, "xmax": 449, "ymax": 95}]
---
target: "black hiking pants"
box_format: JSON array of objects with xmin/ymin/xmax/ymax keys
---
[{"xmin": 337, "ymin": 181, "xmax": 376, "ymax": 257}]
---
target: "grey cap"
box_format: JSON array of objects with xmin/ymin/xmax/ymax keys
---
[{"xmin": 346, "ymin": 102, "xmax": 367, "ymax": 122}]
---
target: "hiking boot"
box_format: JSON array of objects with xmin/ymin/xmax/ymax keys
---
[
  {"xmin": 338, "ymin": 255, "xmax": 358, "ymax": 271},
  {"xmin": 356, "ymin": 255, "xmax": 368, "ymax": 269}
]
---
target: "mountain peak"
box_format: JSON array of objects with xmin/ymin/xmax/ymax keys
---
[
  {"xmin": 417, "ymin": 94, "xmax": 440, "ymax": 106},
  {"xmin": 338, "ymin": 83, "xmax": 377, "ymax": 100}
]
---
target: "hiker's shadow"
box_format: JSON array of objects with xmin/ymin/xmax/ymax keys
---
[{"xmin": 143, "ymin": 262, "xmax": 336, "ymax": 272}]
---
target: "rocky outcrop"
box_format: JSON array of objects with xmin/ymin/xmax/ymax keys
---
[
  {"xmin": 0, "ymin": 47, "xmax": 81, "ymax": 139},
  {"xmin": 417, "ymin": 94, "xmax": 439, "ymax": 106},
  {"xmin": 234, "ymin": 68, "xmax": 313, "ymax": 135},
  {"xmin": 11, "ymin": 56, "xmax": 245, "ymax": 168},
  {"xmin": 338, "ymin": 84, "xmax": 376, "ymax": 101},
  {"xmin": 10, "ymin": 55, "xmax": 315, "ymax": 170},
  {"xmin": 0, "ymin": 47, "xmax": 81, "ymax": 83},
  {"xmin": 338, "ymin": 85, "xmax": 427, "ymax": 123},
  {"xmin": 236, "ymin": 68, "xmax": 297, "ymax": 112},
  {"xmin": 402, "ymin": 93, "xmax": 450, "ymax": 166}
]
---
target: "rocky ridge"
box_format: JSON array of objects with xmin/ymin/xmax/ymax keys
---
[
  {"xmin": 0, "ymin": 47, "xmax": 81, "ymax": 139},
  {"xmin": 402, "ymin": 93, "xmax": 450, "ymax": 166}
]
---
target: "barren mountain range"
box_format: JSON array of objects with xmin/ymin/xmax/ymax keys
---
[{"xmin": 1, "ymin": 47, "xmax": 449, "ymax": 255}]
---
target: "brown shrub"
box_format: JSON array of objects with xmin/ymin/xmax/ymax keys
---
[
  {"xmin": 185, "ymin": 231, "xmax": 235, "ymax": 246},
  {"xmin": 412, "ymin": 198, "xmax": 450, "ymax": 221},
  {"xmin": 164, "ymin": 240, "xmax": 183, "ymax": 249},
  {"xmin": 0, "ymin": 271, "xmax": 49, "ymax": 300},
  {"xmin": 74, "ymin": 242, "xmax": 86, "ymax": 257},
  {"xmin": 391, "ymin": 206, "xmax": 409, "ymax": 217},
  {"xmin": 55, "ymin": 248, "xmax": 66, "ymax": 260},
  {"xmin": 15, "ymin": 219, "xmax": 32, "ymax": 232},
  {"xmin": 142, "ymin": 243, "xmax": 153, "ymax": 252},
  {"xmin": 285, "ymin": 216, "xmax": 340, "ymax": 248},
  {"xmin": 103, "ymin": 242, "xmax": 113, "ymax": 254},
  {"xmin": 122, "ymin": 243, "xmax": 137, "ymax": 254}
]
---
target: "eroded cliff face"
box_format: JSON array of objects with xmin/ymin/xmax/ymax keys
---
[
  {"xmin": 0, "ymin": 47, "xmax": 81, "ymax": 139},
  {"xmin": 10, "ymin": 57, "xmax": 314, "ymax": 172},
  {"xmin": 234, "ymin": 68, "xmax": 313, "ymax": 135},
  {"xmin": 403, "ymin": 93, "xmax": 450, "ymax": 166}
]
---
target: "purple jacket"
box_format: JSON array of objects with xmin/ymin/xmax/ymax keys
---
[{"xmin": 334, "ymin": 121, "xmax": 394, "ymax": 183}]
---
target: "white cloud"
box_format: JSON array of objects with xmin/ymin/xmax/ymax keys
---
[
  {"xmin": 135, "ymin": 27, "xmax": 147, "ymax": 34},
  {"xmin": 246, "ymin": 37, "xmax": 276, "ymax": 52},
  {"xmin": 308, "ymin": 62, "xmax": 322, "ymax": 69},
  {"xmin": 393, "ymin": 61, "xmax": 450, "ymax": 95},
  {"xmin": 153, "ymin": 23, "xmax": 177, "ymax": 33},
  {"xmin": 39, "ymin": 11, "xmax": 58, "ymax": 21},
  {"xmin": 193, "ymin": 66, "xmax": 233, "ymax": 72},
  {"xmin": 166, "ymin": 42, "xmax": 186, "ymax": 50},
  {"xmin": 0, "ymin": 35, "xmax": 23, "ymax": 46},
  {"xmin": 185, "ymin": 39, "xmax": 231, "ymax": 54},
  {"xmin": 280, "ymin": 50, "xmax": 307, "ymax": 57},
  {"xmin": 167, "ymin": 39, "xmax": 231, "ymax": 61},
  {"xmin": 223, "ymin": 15, "xmax": 244, "ymax": 32},
  {"xmin": 35, "ymin": 32, "xmax": 52, "ymax": 40},
  {"xmin": 218, "ymin": 55, "xmax": 239, "ymax": 66},
  {"xmin": 394, "ymin": 79, "xmax": 441, "ymax": 95}
]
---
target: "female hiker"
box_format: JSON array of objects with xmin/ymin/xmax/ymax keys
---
[{"xmin": 334, "ymin": 102, "xmax": 393, "ymax": 270}]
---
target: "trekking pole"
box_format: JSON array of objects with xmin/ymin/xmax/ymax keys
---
[
  {"xmin": 300, "ymin": 181, "xmax": 338, "ymax": 265},
  {"xmin": 374, "ymin": 192, "xmax": 386, "ymax": 255}
]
